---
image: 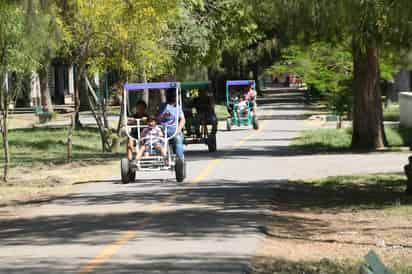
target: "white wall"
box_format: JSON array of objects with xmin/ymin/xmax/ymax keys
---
[
  {"xmin": 395, "ymin": 69, "xmax": 411, "ymax": 92},
  {"xmin": 400, "ymin": 92, "xmax": 412, "ymax": 127}
]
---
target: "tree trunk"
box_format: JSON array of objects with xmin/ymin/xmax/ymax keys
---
[
  {"xmin": 67, "ymin": 65, "xmax": 83, "ymax": 162},
  {"xmin": 38, "ymin": 66, "xmax": 53, "ymax": 112},
  {"xmin": 67, "ymin": 114, "xmax": 74, "ymax": 162},
  {"xmin": 1, "ymin": 73, "xmax": 10, "ymax": 181},
  {"xmin": 351, "ymin": 39, "xmax": 387, "ymax": 150},
  {"xmin": 85, "ymin": 76, "xmax": 111, "ymax": 152},
  {"xmin": 2, "ymin": 110, "xmax": 10, "ymax": 182}
]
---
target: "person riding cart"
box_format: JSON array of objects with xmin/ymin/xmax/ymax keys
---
[
  {"xmin": 121, "ymin": 82, "xmax": 186, "ymax": 184},
  {"xmin": 158, "ymin": 88, "xmax": 186, "ymax": 160},
  {"xmin": 181, "ymin": 81, "xmax": 217, "ymax": 152},
  {"xmin": 225, "ymin": 80, "xmax": 259, "ymax": 131}
]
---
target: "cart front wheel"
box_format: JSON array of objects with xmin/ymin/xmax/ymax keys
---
[
  {"xmin": 253, "ymin": 116, "xmax": 259, "ymax": 130},
  {"xmin": 226, "ymin": 119, "xmax": 232, "ymax": 131},
  {"xmin": 128, "ymin": 169, "xmax": 136, "ymax": 182},
  {"xmin": 121, "ymin": 158, "xmax": 130, "ymax": 184},
  {"xmin": 207, "ymin": 134, "xmax": 217, "ymax": 152},
  {"xmin": 175, "ymin": 158, "xmax": 186, "ymax": 182}
]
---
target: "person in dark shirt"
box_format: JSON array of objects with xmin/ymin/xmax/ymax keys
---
[{"xmin": 193, "ymin": 89, "xmax": 217, "ymax": 134}]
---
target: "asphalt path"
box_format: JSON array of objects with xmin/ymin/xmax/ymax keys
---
[{"xmin": 0, "ymin": 92, "xmax": 408, "ymax": 273}]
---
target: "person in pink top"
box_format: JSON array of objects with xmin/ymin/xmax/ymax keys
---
[{"xmin": 244, "ymin": 84, "xmax": 257, "ymax": 116}]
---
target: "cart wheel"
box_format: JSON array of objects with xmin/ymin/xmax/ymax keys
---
[
  {"xmin": 121, "ymin": 158, "xmax": 130, "ymax": 184},
  {"xmin": 207, "ymin": 134, "xmax": 217, "ymax": 152},
  {"xmin": 253, "ymin": 116, "xmax": 259, "ymax": 130},
  {"xmin": 226, "ymin": 119, "xmax": 232, "ymax": 131},
  {"xmin": 128, "ymin": 169, "xmax": 136, "ymax": 182},
  {"xmin": 175, "ymin": 158, "xmax": 186, "ymax": 182}
]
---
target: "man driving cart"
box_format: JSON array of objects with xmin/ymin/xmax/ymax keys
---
[
  {"xmin": 121, "ymin": 82, "xmax": 186, "ymax": 183},
  {"xmin": 158, "ymin": 88, "xmax": 186, "ymax": 160}
]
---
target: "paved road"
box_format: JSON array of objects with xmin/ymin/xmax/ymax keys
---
[{"xmin": 0, "ymin": 90, "xmax": 408, "ymax": 273}]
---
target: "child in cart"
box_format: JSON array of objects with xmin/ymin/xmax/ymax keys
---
[
  {"xmin": 135, "ymin": 116, "xmax": 167, "ymax": 160},
  {"xmin": 236, "ymin": 95, "xmax": 249, "ymax": 120}
]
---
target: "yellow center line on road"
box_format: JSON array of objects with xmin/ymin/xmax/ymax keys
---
[
  {"xmin": 77, "ymin": 120, "xmax": 267, "ymax": 274},
  {"xmin": 78, "ymin": 230, "xmax": 137, "ymax": 274},
  {"xmin": 191, "ymin": 120, "xmax": 266, "ymax": 185}
]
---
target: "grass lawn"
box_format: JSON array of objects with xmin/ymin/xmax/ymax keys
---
[
  {"xmin": 1, "ymin": 127, "xmax": 120, "ymax": 167},
  {"xmin": 0, "ymin": 127, "xmax": 122, "ymax": 206},
  {"xmin": 215, "ymin": 104, "xmax": 229, "ymax": 121},
  {"xmin": 301, "ymin": 174, "xmax": 410, "ymax": 210},
  {"xmin": 384, "ymin": 104, "xmax": 400, "ymax": 122},
  {"xmin": 253, "ymin": 257, "xmax": 412, "ymax": 274},
  {"xmin": 292, "ymin": 125, "xmax": 412, "ymax": 152},
  {"xmin": 252, "ymin": 258, "xmax": 360, "ymax": 274},
  {"xmin": 253, "ymin": 174, "xmax": 412, "ymax": 274}
]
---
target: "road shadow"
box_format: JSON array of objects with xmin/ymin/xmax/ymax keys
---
[
  {"xmin": 1, "ymin": 175, "xmax": 410, "ymax": 272},
  {"xmin": 185, "ymin": 142, "xmax": 410, "ymax": 163},
  {"xmin": 0, "ymin": 255, "xmax": 252, "ymax": 274},
  {"xmin": 2, "ymin": 175, "xmax": 410, "ymax": 246},
  {"xmin": 0, "ymin": 180, "xmax": 277, "ymax": 247}
]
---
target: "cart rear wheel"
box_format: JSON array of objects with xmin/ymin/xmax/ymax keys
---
[
  {"xmin": 121, "ymin": 158, "xmax": 130, "ymax": 184},
  {"xmin": 253, "ymin": 116, "xmax": 259, "ymax": 130},
  {"xmin": 207, "ymin": 134, "xmax": 217, "ymax": 152},
  {"xmin": 226, "ymin": 119, "xmax": 232, "ymax": 131},
  {"xmin": 175, "ymin": 158, "xmax": 186, "ymax": 182}
]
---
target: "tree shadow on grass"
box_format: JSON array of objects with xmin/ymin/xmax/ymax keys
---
[
  {"xmin": 252, "ymin": 256, "xmax": 359, "ymax": 274},
  {"xmin": 396, "ymin": 126, "xmax": 412, "ymax": 147},
  {"xmin": 272, "ymin": 175, "xmax": 410, "ymax": 212}
]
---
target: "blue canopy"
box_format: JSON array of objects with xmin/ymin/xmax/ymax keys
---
[
  {"xmin": 226, "ymin": 80, "xmax": 255, "ymax": 87},
  {"xmin": 124, "ymin": 82, "xmax": 180, "ymax": 91}
]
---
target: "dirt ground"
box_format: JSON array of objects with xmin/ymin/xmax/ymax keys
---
[
  {"xmin": 255, "ymin": 179, "xmax": 412, "ymax": 271},
  {"xmin": 0, "ymin": 161, "xmax": 118, "ymax": 218}
]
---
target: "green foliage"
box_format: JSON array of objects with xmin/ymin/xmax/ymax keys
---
[
  {"xmin": 0, "ymin": 2, "xmax": 41, "ymax": 74},
  {"xmin": 172, "ymin": 0, "xmax": 261, "ymax": 70},
  {"xmin": 270, "ymin": 42, "xmax": 353, "ymax": 115},
  {"xmin": 55, "ymin": 0, "xmax": 176, "ymax": 79},
  {"xmin": 269, "ymin": 40, "xmax": 398, "ymax": 116}
]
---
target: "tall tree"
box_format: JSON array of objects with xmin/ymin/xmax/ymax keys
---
[
  {"xmin": 24, "ymin": 0, "xmax": 57, "ymax": 112},
  {"xmin": 55, "ymin": 0, "xmax": 177, "ymax": 155},
  {"xmin": 0, "ymin": 2, "xmax": 44, "ymax": 181},
  {"xmin": 248, "ymin": 0, "xmax": 412, "ymax": 149}
]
